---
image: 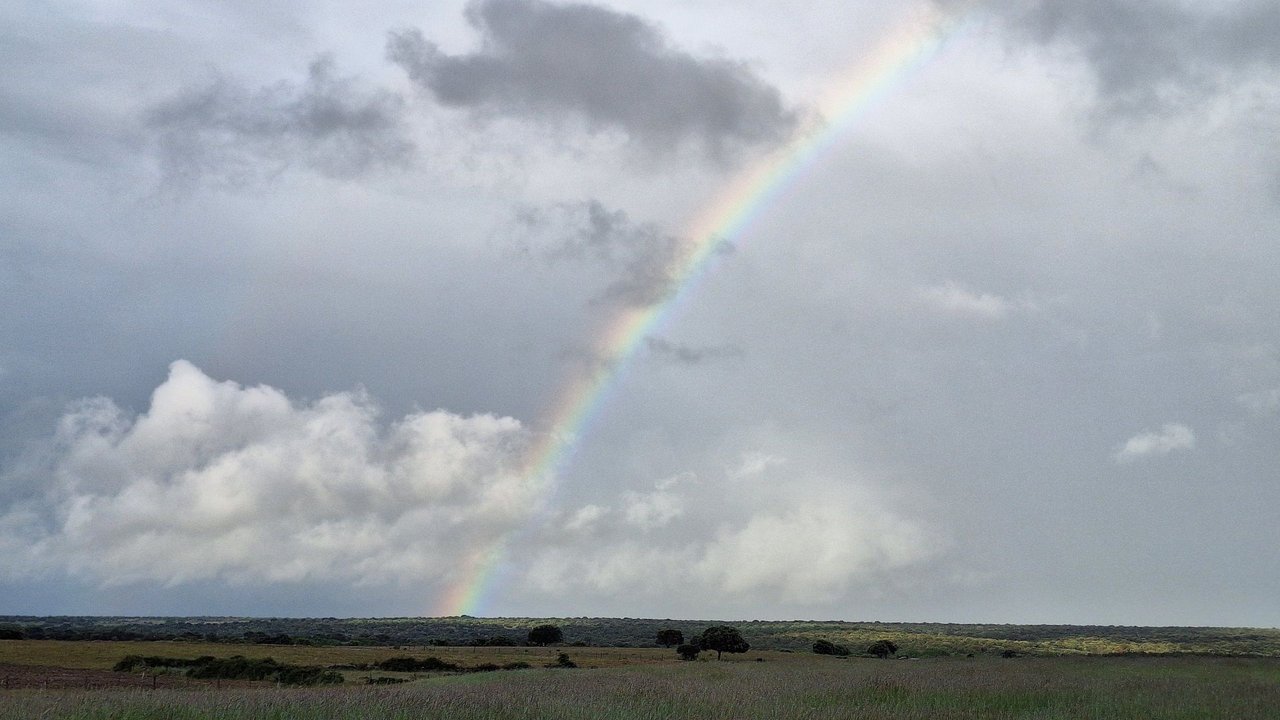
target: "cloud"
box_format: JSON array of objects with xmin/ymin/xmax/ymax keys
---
[
  {"xmin": 945, "ymin": 0, "xmax": 1280, "ymax": 116},
  {"xmin": 514, "ymin": 199, "xmax": 727, "ymax": 307},
  {"xmin": 519, "ymin": 468, "xmax": 940, "ymax": 605},
  {"xmin": 3, "ymin": 362, "xmax": 938, "ymax": 608},
  {"xmin": 1237, "ymin": 387, "xmax": 1280, "ymax": 417},
  {"xmin": 695, "ymin": 503, "xmax": 934, "ymax": 603},
  {"xmin": 0, "ymin": 361, "xmax": 536, "ymax": 588},
  {"xmin": 622, "ymin": 473, "xmax": 692, "ymax": 529},
  {"xmin": 1113, "ymin": 423, "xmax": 1196, "ymax": 463},
  {"xmin": 148, "ymin": 56, "xmax": 413, "ymax": 186},
  {"xmin": 915, "ymin": 282, "xmax": 1016, "ymax": 321},
  {"xmin": 562, "ymin": 504, "xmax": 608, "ymax": 533},
  {"xmin": 645, "ymin": 336, "xmax": 744, "ymax": 365},
  {"xmin": 729, "ymin": 452, "xmax": 786, "ymax": 479},
  {"xmin": 387, "ymin": 0, "xmax": 797, "ymax": 156}
]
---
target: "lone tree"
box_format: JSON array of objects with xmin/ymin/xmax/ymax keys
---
[
  {"xmin": 527, "ymin": 624, "xmax": 563, "ymax": 646},
  {"xmin": 867, "ymin": 639, "xmax": 898, "ymax": 659},
  {"xmin": 656, "ymin": 629, "xmax": 684, "ymax": 647},
  {"xmin": 697, "ymin": 626, "xmax": 750, "ymax": 660},
  {"xmin": 676, "ymin": 644, "xmax": 701, "ymax": 661},
  {"xmin": 813, "ymin": 639, "xmax": 851, "ymax": 656}
]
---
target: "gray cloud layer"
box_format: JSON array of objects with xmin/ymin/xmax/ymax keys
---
[
  {"xmin": 387, "ymin": 0, "xmax": 797, "ymax": 155},
  {"xmin": 513, "ymin": 199, "xmax": 732, "ymax": 307},
  {"xmin": 950, "ymin": 0, "xmax": 1280, "ymax": 115},
  {"xmin": 149, "ymin": 56, "xmax": 413, "ymax": 185},
  {"xmin": 645, "ymin": 336, "xmax": 744, "ymax": 366},
  {"xmin": 5, "ymin": 0, "xmax": 1280, "ymax": 624}
]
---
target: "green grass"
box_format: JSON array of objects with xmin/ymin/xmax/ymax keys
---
[{"xmin": 4, "ymin": 655, "xmax": 1279, "ymax": 719}]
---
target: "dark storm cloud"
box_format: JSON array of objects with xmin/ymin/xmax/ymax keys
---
[
  {"xmin": 148, "ymin": 56, "xmax": 413, "ymax": 185},
  {"xmin": 943, "ymin": 0, "xmax": 1280, "ymax": 115},
  {"xmin": 644, "ymin": 336, "xmax": 744, "ymax": 365},
  {"xmin": 514, "ymin": 199, "xmax": 732, "ymax": 307},
  {"xmin": 387, "ymin": 0, "xmax": 797, "ymax": 156}
]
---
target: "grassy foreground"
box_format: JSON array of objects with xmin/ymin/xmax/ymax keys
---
[{"xmin": 4, "ymin": 655, "xmax": 1279, "ymax": 719}]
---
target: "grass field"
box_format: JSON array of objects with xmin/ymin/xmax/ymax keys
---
[{"xmin": 3, "ymin": 654, "xmax": 1279, "ymax": 719}]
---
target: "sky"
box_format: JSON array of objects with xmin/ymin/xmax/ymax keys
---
[{"xmin": 2, "ymin": 0, "xmax": 1279, "ymax": 626}]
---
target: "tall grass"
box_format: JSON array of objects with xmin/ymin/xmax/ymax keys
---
[{"xmin": 4, "ymin": 656, "xmax": 1278, "ymax": 719}]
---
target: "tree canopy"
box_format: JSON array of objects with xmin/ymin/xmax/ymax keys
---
[
  {"xmin": 676, "ymin": 643, "xmax": 701, "ymax": 661},
  {"xmin": 697, "ymin": 625, "xmax": 749, "ymax": 659},
  {"xmin": 656, "ymin": 629, "xmax": 684, "ymax": 647},
  {"xmin": 527, "ymin": 624, "xmax": 563, "ymax": 646}
]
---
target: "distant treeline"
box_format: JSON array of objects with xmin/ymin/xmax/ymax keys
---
[{"xmin": 3, "ymin": 616, "xmax": 1278, "ymax": 657}]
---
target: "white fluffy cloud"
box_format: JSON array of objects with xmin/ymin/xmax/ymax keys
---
[
  {"xmin": 521, "ymin": 484, "xmax": 939, "ymax": 604},
  {"xmin": 0, "ymin": 361, "xmax": 537, "ymax": 589},
  {"xmin": 1, "ymin": 361, "xmax": 943, "ymax": 610},
  {"xmin": 1113, "ymin": 423, "xmax": 1196, "ymax": 463}
]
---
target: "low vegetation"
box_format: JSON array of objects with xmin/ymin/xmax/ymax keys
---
[
  {"xmin": 813, "ymin": 639, "xmax": 850, "ymax": 656},
  {"xmin": 4, "ymin": 616, "xmax": 1280, "ymax": 718},
  {"xmin": 112, "ymin": 654, "xmax": 342, "ymax": 686},
  {"xmin": 4, "ymin": 655, "xmax": 1279, "ymax": 719},
  {"xmin": 4, "ymin": 616, "xmax": 1278, "ymax": 657}
]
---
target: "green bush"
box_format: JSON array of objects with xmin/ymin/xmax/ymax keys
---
[
  {"xmin": 375, "ymin": 656, "xmax": 460, "ymax": 672},
  {"xmin": 813, "ymin": 640, "xmax": 851, "ymax": 656},
  {"xmin": 867, "ymin": 640, "xmax": 899, "ymax": 659}
]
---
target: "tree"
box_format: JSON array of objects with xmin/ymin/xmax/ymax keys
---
[
  {"xmin": 656, "ymin": 629, "xmax": 684, "ymax": 647},
  {"xmin": 866, "ymin": 639, "xmax": 898, "ymax": 659},
  {"xmin": 527, "ymin": 624, "xmax": 563, "ymax": 646},
  {"xmin": 813, "ymin": 639, "xmax": 850, "ymax": 656},
  {"xmin": 697, "ymin": 626, "xmax": 749, "ymax": 660},
  {"xmin": 676, "ymin": 644, "xmax": 701, "ymax": 661}
]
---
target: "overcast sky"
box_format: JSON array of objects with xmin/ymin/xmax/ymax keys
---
[{"xmin": 3, "ymin": 0, "xmax": 1279, "ymax": 626}]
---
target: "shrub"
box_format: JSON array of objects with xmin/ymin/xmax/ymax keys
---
[
  {"xmin": 374, "ymin": 657, "xmax": 459, "ymax": 672},
  {"xmin": 468, "ymin": 635, "xmax": 519, "ymax": 647},
  {"xmin": 867, "ymin": 640, "xmax": 899, "ymax": 659},
  {"xmin": 813, "ymin": 639, "xmax": 851, "ymax": 656},
  {"xmin": 547, "ymin": 652, "xmax": 577, "ymax": 668},
  {"xmin": 186, "ymin": 656, "xmax": 343, "ymax": 686},
  {"xmin": 677, "ymin": 644, "xmax": 701, "ymax": 661}
]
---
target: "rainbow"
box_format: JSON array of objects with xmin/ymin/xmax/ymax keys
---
[{"xmin": 435, "ymin": 3, "xmax": 977, "ymax": 616}]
